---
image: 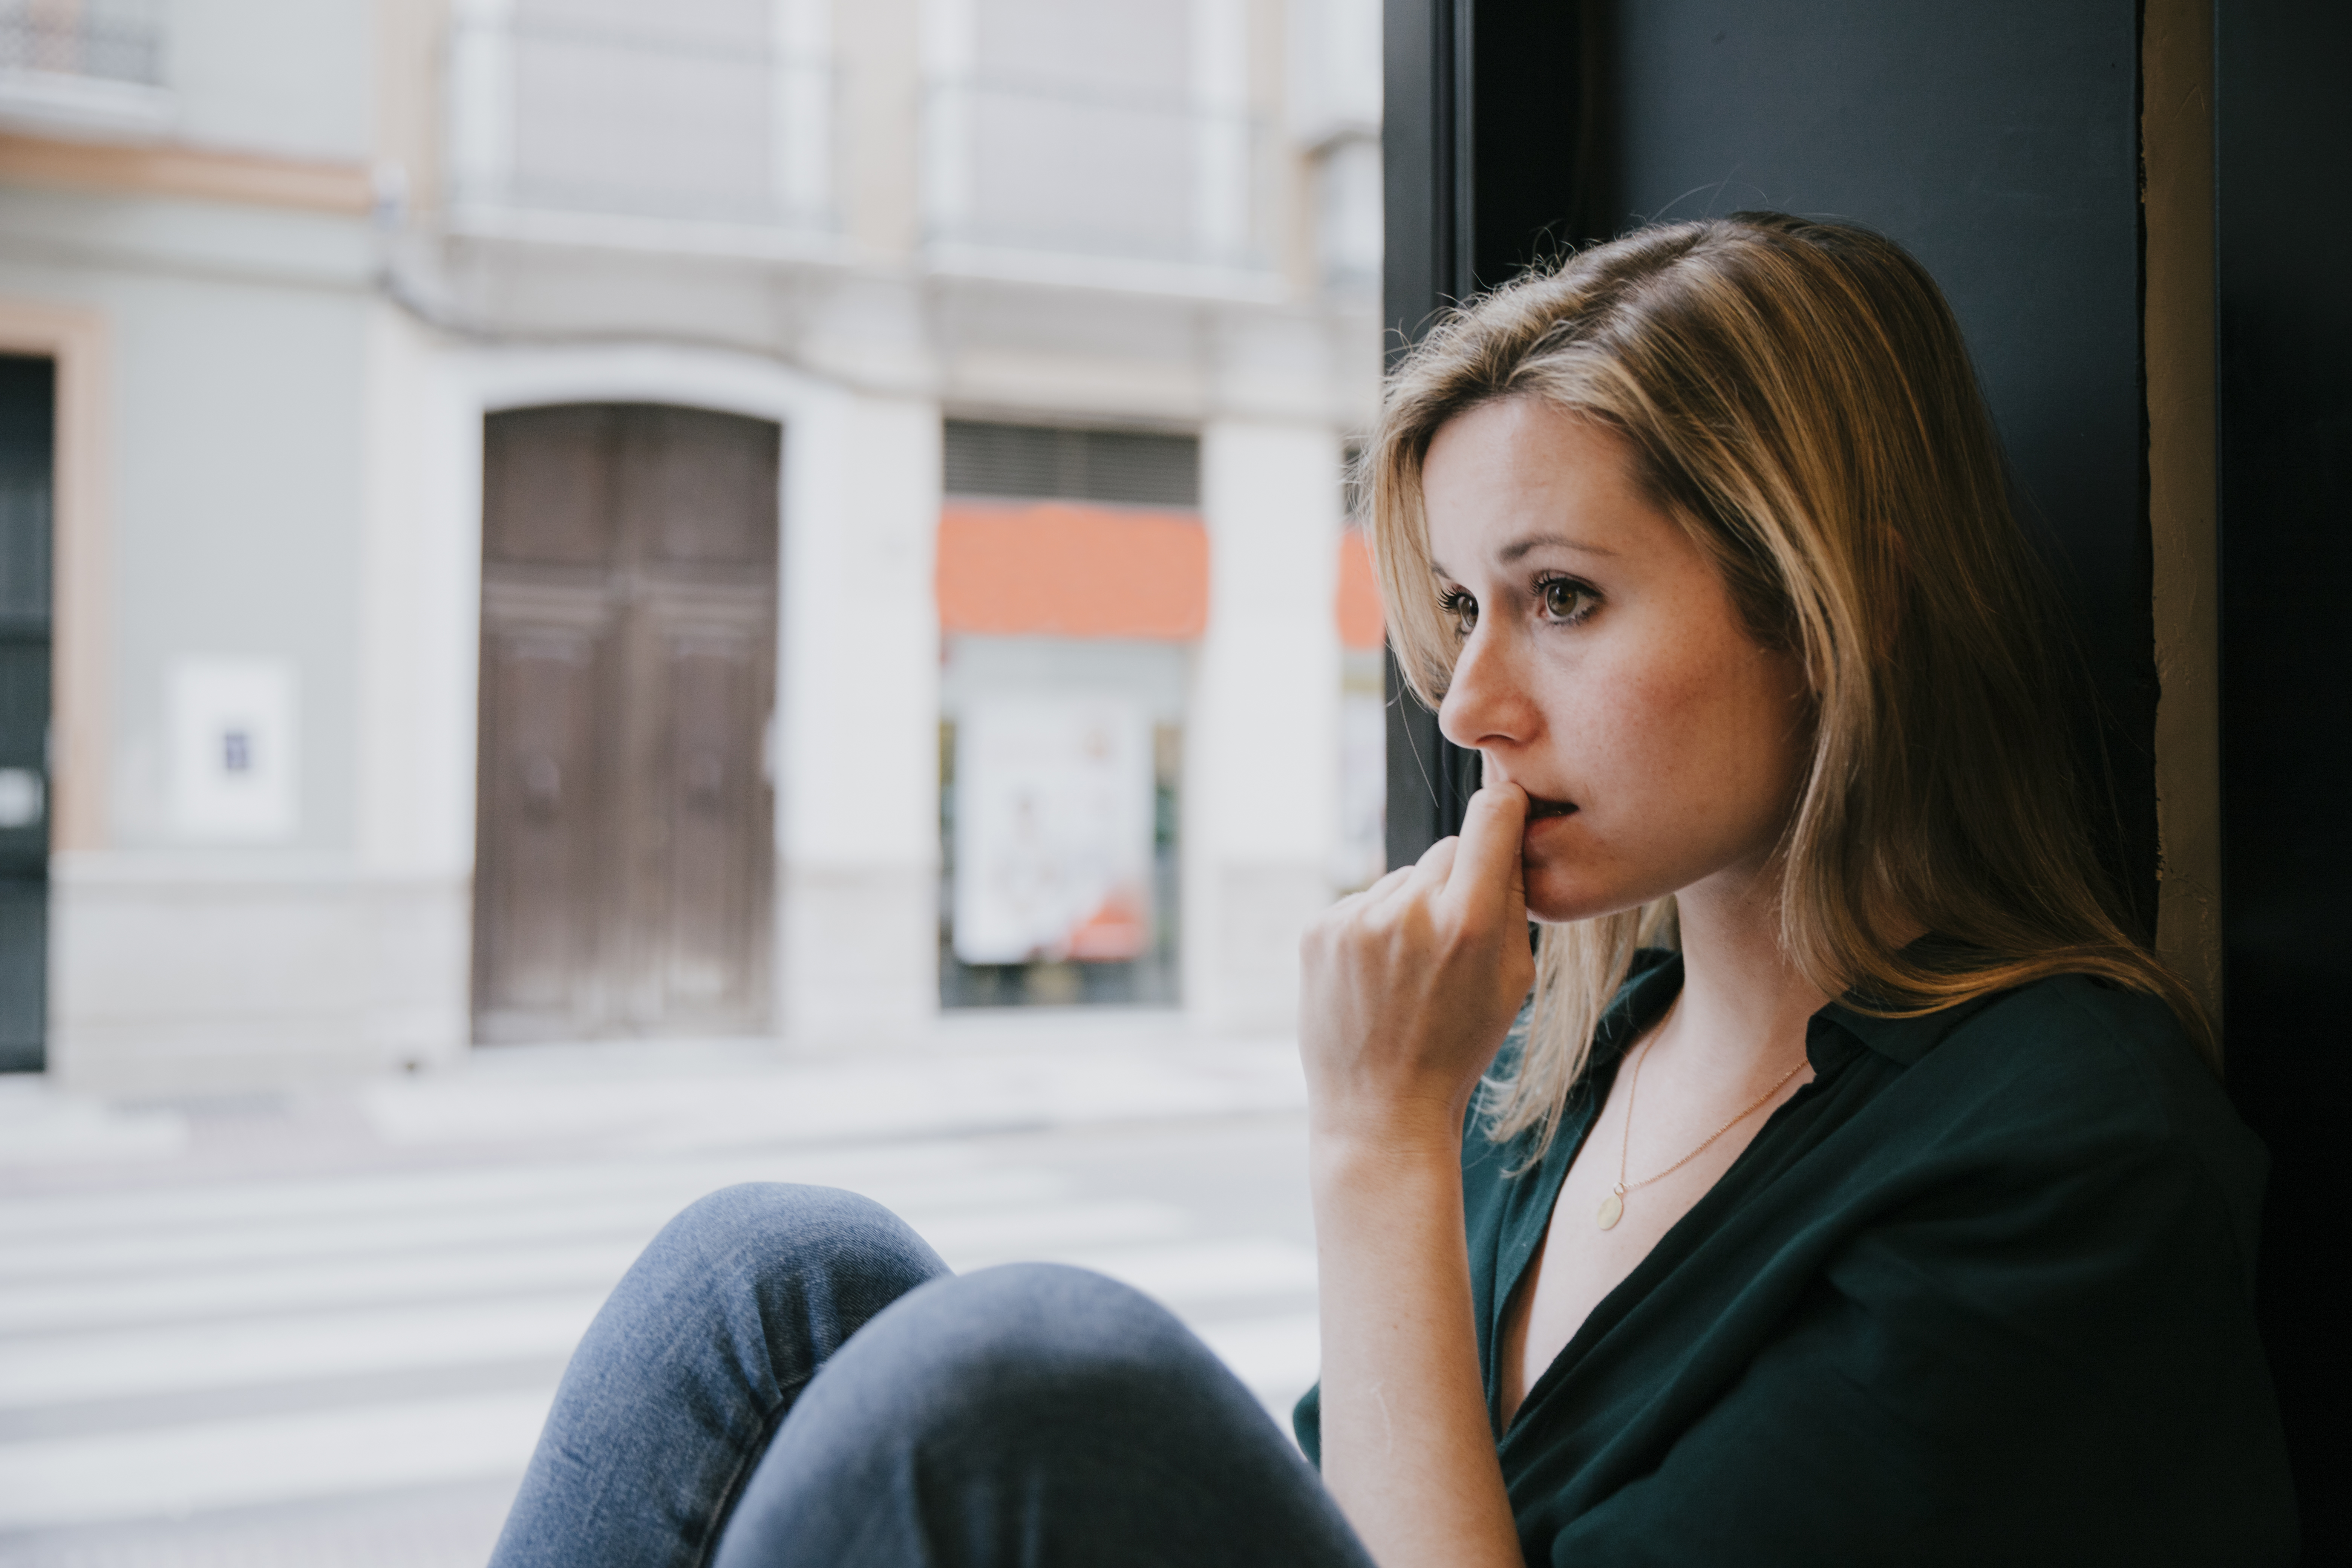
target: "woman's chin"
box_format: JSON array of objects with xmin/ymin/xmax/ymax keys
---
[
  {"xmin": 1523, "ymin": 874, "xmax": 1611, "ymax": 925},
  {"xmin": 1522, "ymin": 861, "xmax": 1662, "ymax": 927},
  {"xmin": 1522, "ymin": 827, "xmax": 1608, "ymax": 923},
  {"xmin": 1528, "ymin": 893, "xmax": 1605, "ymax": 924}
]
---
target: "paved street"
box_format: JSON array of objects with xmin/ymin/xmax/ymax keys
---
[{"xmin": 0, "ymin": 1015, "xmax": 1318, "ymax": 1567}]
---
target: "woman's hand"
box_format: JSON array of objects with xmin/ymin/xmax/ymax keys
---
[
  {"xmin": 1302, "ymin": 782, "xmax": 1534, "ymax": 1568},
  {"xmin": 1299, "ymin": 782, "xmax": 1537, "ymax": 1155}
]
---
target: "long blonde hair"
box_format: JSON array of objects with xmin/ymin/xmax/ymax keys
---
[{"xmin": 1366, "ymin": 213, "xmax": 2211, "ymax": 1155}]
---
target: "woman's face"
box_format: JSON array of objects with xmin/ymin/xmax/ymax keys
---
[{"xmin": 1423, "ymin": 397, "xmax": 1811, "ymax": 923}]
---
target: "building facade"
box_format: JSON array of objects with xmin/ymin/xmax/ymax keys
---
[{"xmin": 0, "ymin": 0, "xmax": 1384, "ymax": 1092}]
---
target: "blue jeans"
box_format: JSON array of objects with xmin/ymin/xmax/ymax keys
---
[{"xmin": 488, "ymin": 1183, "xmax": 1375, "ymax": 1568}]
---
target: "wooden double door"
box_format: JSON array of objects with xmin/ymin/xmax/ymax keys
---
[{"xmin": 474, "ymin": 404, "xmax": 778, "ymax": 1042}]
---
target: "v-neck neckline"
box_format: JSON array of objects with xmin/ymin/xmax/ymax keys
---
[
  {"xmin": 1487, "ymin": 954, "xmax": 1849, "ymax": 1440},
  {"xmin": 1485, "ymin": 956, "xmax": 1679, "ymax": 1435}
]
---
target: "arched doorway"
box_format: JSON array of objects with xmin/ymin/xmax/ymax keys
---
[{"xmin": 472, "ymin": 403, "xmax": 778, "ymax": 1041}]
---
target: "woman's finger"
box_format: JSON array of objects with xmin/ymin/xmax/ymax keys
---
[
  {"xmin": 1332, "ymin": 864, "xmax": 1416, "ymax": 923},
  {"xmin": 1444, "ymin": 784, "xmax": 1528, "ymax": 926},
  {"xmin": 1402, "ymin": 835, "xmax": 1459, "ymax": 901}
]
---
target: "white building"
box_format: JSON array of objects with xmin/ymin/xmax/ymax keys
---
[{"xmin": 0, "ymin": 0, "xmax": 1384, "ymax": 1093}]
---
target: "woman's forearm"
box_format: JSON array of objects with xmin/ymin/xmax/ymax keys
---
[
  {"xmin": 1297, "ymin": 787, "xmax": 1535, "ymax": 1566},
  {"xmin": 1314, "ymin": 1128, "xmax": 1523, "ymax": 1568}
]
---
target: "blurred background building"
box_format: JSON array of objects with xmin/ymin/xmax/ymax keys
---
[
  {"xmin": 4, "ymin": 0, "xmax": 2340, "ymax": 1556},
  {"xmin": 0, "ymin": 0, "xmax": 1389, "ymax": 1094}
]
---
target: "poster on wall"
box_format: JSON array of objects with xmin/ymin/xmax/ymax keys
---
[{"xmin": 952, "ymin": 695, "xmax": 1153, "ymax": 966}]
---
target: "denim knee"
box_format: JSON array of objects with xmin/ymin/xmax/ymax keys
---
[
  {"xmin": 714, "ymin": 1263, "xmax": 1364, "ymax": 1568},
  {"xmin": 786, "ymin": 1260, "xmax": 1286, "ymax": 1481},
  {"xmin": 727, "ymin": 1261, "xmax": 1240, "ymax": 1462},
  {"xmin": 654, "ymin": 1184, "xmax": 943, "ymax": 1283},
  {"xmin": 493, "ymin": 1185, "xmax": 952, "ymax": 1568},
  {"xmin": 639, "ymin": 1184, "xmax": 950, "ymax": 1354},
  {"xmin": 891, "ymin": 1262, "xmax": 1217, "ymax": 1407}
]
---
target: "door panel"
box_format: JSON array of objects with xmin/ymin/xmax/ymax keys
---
[
  {"xmin": 483, "ymin": 405, "xmax": 619, "ymax": 568},
  {"xmin": 475, "ymin": 404, "xmax": 778, "ymax": 1042},
  {"xmin": 618, "ymin": 405, "xmax": 779, "ymax": 569},
  {"xmin": 474, "ymin": 609, "xmax": 611, "ymax": 1039},
  {"xmin": 0, "ymin": 880, "xmax": 41, "ymax": 1072},
  {"xmin": 0, "ymin": 642, "xmax": 49, "ymax": 878},
  {"xmin": 655, "ymin": 621, "xmax": 770, "ymax": 1018},
  {"xmin": 0, "ymin": 354, "xmax": 51, "ymax": 1072}
]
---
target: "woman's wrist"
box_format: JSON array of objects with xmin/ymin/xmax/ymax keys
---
[{"xmin": 1308, "ymin": 1115, "xmax": 1465, "ymax": 1205}]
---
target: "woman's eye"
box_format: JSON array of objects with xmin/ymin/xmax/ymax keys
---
[
  {"xmin": 1441, "ymin": 590, "xmax": 1478, "ymax": 637},
  {"xmin": 1539, "ymin": 578, "xmax": 1594, "ymax": 622}
]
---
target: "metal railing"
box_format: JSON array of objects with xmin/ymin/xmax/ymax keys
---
[
  {"xmin": 446, "ymin": 11, "xmax": 835, "ymax": 235},
  {"xmin": 442, "ymin": 20, "xmax": 1283, "ymax": 282},
  {"xmin": 923, "ymin": 75, "xmax": 1272, "ymax": 275},
  {"xmin": 0, "ymin": 0, "xmax": 162, "ymax": 87}
]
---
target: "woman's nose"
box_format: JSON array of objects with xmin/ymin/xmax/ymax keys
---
[{"xmin": 1438, "ymin": 622, "xmax": 1529, "ymax": 751}]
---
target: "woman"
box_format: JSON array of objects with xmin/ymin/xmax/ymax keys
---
[{"xmin": 490, "ymin": 214, "xmax": 2294, "ymax": 1568}]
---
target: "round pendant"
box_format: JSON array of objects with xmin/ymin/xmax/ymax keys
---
[{"xmin": 1595, "ymin": 1191, "xmax": 1624, "ymax": 1230}]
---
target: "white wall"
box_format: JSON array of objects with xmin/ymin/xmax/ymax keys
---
[
  {"xmin": 0, "ymin": 192, "xmax": 378, "ymax": 860},
  {"xmin": 108, "ymin": 281, "xmax": 369, "ymax": 851},
  {"xmin": 774, "ymin": 386, "xmax": 943, "ymax": 1044},
  {"xmin": 1185, "ymin": 417, "xmax": 1341, "ymax": 1032},
  {"xmin": 0, "ymin": 184, "xmax": 388, "ymax": 1092},
  {"xmin": 168, "ymin": 0, "xmax": 375, "ymax": 160}
]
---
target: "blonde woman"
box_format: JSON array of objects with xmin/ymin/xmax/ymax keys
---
[{"xmin": 491, "ymin": 215, "xmax": 2293, "ymax": 1568}]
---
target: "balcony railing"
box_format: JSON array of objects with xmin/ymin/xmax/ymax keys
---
[
  {"xmin": 441, "ymin": 15, "xmax": 1282, "ymax": 292},
  {"xmin": 923, "ymin": 75, "xmax": 1272, "ymax": 285},
  {"xmin": 0, "ymin": 0, "xmax": 169, "ymax": 135},
  {"xmin": 446, "ymin": 6, "xmax": 834, "ymax": 239}
]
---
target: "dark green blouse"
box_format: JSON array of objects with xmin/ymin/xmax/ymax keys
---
[{"xmin": 1295, "ymin": 952, "xmax": 2297, "ymax": 1565}]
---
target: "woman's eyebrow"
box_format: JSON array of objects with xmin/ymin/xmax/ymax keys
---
[
  {"xmin": 1498, "ymin": 531, "xmax": 1617, "ymax": 563},
  {"xmin": 1429, "ymin": 533, "xmax": 1616, "ymax": 579}
]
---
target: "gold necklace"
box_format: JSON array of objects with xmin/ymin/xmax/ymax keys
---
[{"xmin": 1594, "ymin": 1034, "xmax": 1808, "ymax": 1231}]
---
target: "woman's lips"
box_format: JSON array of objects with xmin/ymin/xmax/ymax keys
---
[{"xmin": 1526, "ymin": 797, "xmax": 1577, "ymax": 820}]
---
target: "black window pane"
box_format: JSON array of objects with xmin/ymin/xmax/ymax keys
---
[{"xmin": 944, "ymin": 420, "xmax": 1199, "ymax": 508}]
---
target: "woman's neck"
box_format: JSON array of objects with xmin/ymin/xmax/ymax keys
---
[{"xmin": 1656, "ymin": 863, "xmax": 1831, "ymax": 1084}]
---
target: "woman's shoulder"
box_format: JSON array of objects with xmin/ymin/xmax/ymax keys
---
[
  {"xmin": 1917, "ymin": 971, "xmax": 2227, "ymax": 1132},
  {"xmin": 1877, "ymin": 971, "xmax": 2265, "ymax": 1255}
]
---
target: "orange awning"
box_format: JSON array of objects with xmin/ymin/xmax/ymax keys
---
[
  {"xmin": 937, "ymin": 501, "xmax": 1386, "ymax": 651},
  {"xmin": 1337, "ymin": 527, "xmax": 1385, "ymax": 651},
  {"xmin": 937, "ymin": 500, "xmax": 1209, "ymax": 640}
]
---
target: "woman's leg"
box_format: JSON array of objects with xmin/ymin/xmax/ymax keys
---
[
  {"xmin": 489, "ymin": 1183, "xmax": 950, "ymax": 1568},
  {"xmin": 712, "ymin": 1263, "xmax": 1375, "ymax": 1568}
]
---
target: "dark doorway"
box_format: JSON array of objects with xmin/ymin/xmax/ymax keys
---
[
  {"xmin": 2215, "ymin": 0, "xmax": 2352, "ymax": 1544},
  {"xmin": 473, "ymin": 404, "xmax": 779, "ymax": 1043},
  {"xmin": 0, "ymin": 355, "xmax": 52, "ymax": 1073},
  {"xmin": 1381, "ymin": 0, "xmax": 2156, "ymax": 938},
  {"xmin": 1389, "ymin": 0, "xmax": 2338, "ymax": 1546}
]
